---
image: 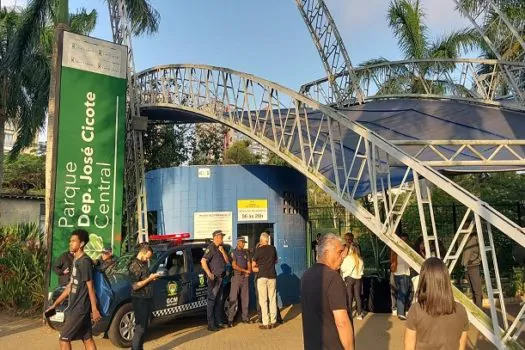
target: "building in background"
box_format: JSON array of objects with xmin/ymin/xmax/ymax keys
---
[
  {"xmin": 3, "ymin": 121, "xmax": 39, "ymax": 154},
  {"xmin": 146, "ymin": 164, "xmax": 307, "ymax": 305},
  {"xmin": 224, "ymin": 128, "xmax": 269, "ymax": 163}
]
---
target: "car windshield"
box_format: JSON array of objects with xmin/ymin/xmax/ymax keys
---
[{"xmin": 110, "ymin": 251, "xmax": 159, "ymax": 275}]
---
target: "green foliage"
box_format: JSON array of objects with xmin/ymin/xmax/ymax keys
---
[
  {"xmin": 360, "ymin": 0, "xmax": 481, "ymax": 95},
  {"xmin": 0, "ymin": 223, "xmax": 46, "ymax": 315},
  {"xmin": 2, "ymin": 153, "xmax": 45, "ymax": 193},
  {"xmin": 265, "ymin": 151, "xmax": 288, "ymax": 167},
  {"xmin": 190, "ymin": 124, "xmax": 228, "ymax": 165},
  {"xmin": 223, "ymin": 140, "xmax": 260, "ymax": 165},
  {"xmin": 143, "ymin": 123, "xmax": 193, "ymax": 171}
]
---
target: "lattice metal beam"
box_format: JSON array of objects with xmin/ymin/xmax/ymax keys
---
[
  {"xmin": 391, "ymin": 139, "xmax": 525, "ymax": 167},
  {"xmin": 301, "ymin": 58, "xmax": 525, "ymax": 110},
  {"xmin": 136, "ymin": 64, "xmax": 525, "ymax": 348},
  {"xmin": 453, "ymin": 0, "xmax": 525, "ymax": 104},
  {"xmin": 294, "ymin": 0, "xmax": 365, "ymax": 106},
  {"xmin": 109, "ymin": 0, "xmax": 149, "ymax": 247}
]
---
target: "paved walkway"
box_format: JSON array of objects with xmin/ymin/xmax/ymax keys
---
[{"xmin": 0, "ymin": 306, "xmax": 494, "ymax": 349}]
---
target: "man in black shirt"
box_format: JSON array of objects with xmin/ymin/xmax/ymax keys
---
[
  {"xmin": 46, "ymin": 229, "xmax": 102, "ymax": 350},
  {"xmin": 53, "ymin": 250, "xmax": 74, "ymax": 286},
  {"xmin": 301, "ymin": 233, "xmax": 354, "ymax": 350},
  {"xmin": 252, "ymin": 232, "xmax": 278, "ymax": 330},
  {"xmin": 201, "ymin": 230, "xmax": 229, "ymax": 331},
  {"xmin": 129, "ymin": 243, "xmax": 159, "ymax": 350}
]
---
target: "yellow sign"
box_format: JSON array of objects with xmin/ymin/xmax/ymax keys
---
[
  {"xmin": 238, "ymin": 199, "xmax": 267, "ymax": 209},
  {"xmin": 238, "ymin": 199, "xmax": 268, "ymax": 222}
]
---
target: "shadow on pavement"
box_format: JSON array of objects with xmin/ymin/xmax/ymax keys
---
[
  {"xmin": 0, "ymin": 318, "xmax": 41, "ymax": 338},
  {"xmin": 150, "ymin": 314, "xmax": 211, "ymax": 350},
  {"xmin": 283, "ymin": 304, "xmax": 301, "ymax": 322},
  {"xmin": 355, "ymin": 313, "xmax": 392, "ymax": 350}
]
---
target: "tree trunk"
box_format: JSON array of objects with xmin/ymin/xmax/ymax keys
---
[
  {"xmin": 0, "ymin": 111, "xmax": 5, "ymax": 192},
  {"xmin": 44, "ymin": 0, "xmax": 69, "ymax": 306}
]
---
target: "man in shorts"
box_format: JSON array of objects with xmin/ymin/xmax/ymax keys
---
[{"xmin": 46, "ymin": 229, "xmax": 102, "ymax": 350}]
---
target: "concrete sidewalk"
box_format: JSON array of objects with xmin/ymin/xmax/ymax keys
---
[{"xmin": 0, "ymin": 306, "xmax": 494, "ymax": 349}]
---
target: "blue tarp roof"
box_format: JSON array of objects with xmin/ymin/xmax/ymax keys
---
[{"xmin": 141, "ymin": 98, "xmax": 525, "ymax": 198}]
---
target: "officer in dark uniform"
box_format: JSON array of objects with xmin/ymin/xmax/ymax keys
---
[
  {"xmin": 201, "ymin": 229, "xmax": 229, "ymax": 331},
  {"xmin": 227, "ymin": 237, "xmax": 251, "ymax": 327}
]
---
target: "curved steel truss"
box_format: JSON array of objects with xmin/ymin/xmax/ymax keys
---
[
  {"xmin": 137, "ymin": 63, "xmax": 525, "ymax": 348},
  {"xmin": 300, "ymin": 58, "xmax": 525, "ymax": 109},
  {"xmin": 297, "ymin": 0, "xmax": 525, "ymax": 107},
  {"xmin": 295, "ymin": 0, "xmax": 364, "ymax": 106},
  {"xmin": 453, "ymin": 0, "xmax": 525, "ymax": 103}
]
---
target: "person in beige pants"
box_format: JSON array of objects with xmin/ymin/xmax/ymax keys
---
[{"xmin": 252, "ymin": 232, "xmax": 278, "ymax": 329}]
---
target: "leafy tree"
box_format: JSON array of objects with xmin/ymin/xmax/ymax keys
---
[
  {"xmin": 265, "ymin": 151, "xmax": 288, "ymax": 167},
  {"xmin": 2, "ymin": 153, "xmax": 45, "ymax": 194},
  {"xmin": 143, "ymin": 122, "xmax": 193, "ymax": 171},
  {"xmin": 190, "ymin": 123, "xmax": 228, "ymax": 165},
  {"xmin": 223, "ymin": 140, "xmax": 260, "ymax": 165}
]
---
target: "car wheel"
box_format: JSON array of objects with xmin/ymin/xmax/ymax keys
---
[{"xmin": 108, "ymin": 303, "xmax": 135, "ymax": 348}]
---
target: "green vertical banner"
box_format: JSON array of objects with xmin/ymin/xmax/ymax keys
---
[{"xmin": 49, "ymin": 32, "xmax": 128, "ymax": 290}]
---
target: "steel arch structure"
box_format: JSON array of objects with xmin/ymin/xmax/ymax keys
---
[
  {"xmin": 294, "ymin": 0, "xmax": 365, "ymax": 106},
  {"xmin": 296, "ymin": 0, "xmax": 525, "ymax": 107},
  {"xmin": 300, "ymin": 58, "xmax": 525, "ymax": 110},
  {"xmin": 454, "ymin": 0, "xmax": 525, "ymax": 103},
  {"xmin": 107, "ymin": 0, "xmax": 525, "ymax": 348},
  {"xmin": 136, "ymin": 63, "xmax": 525, "ymax": 348}
]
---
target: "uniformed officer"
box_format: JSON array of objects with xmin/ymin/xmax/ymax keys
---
[
  {"xmin": 227, "ymin": 237, "xmax": 251, "ymax": 327},
  {"xmin": 201, "ymin": 229, "xmax": 229, "ymax": 331}
]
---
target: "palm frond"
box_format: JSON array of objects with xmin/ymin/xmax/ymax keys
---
[
  {"xmin": 8, "ymin": 49, "xmax": 50, "ymax": 158},
  {"xmin": 69, "ymin": 8, "xmax": 97, "ymax": 35},
  {"xmin": 7, "ymin": 0, "xmax": 51, "ymax": 71},
  {"xmin": 106, "ymin": 0, "xmax": 160, "ymax": 36},
  {"xmin": 387, "ymin": 0, "xmax": 428, "ymax": 59},
  {"xmin": 429, "ymin": 28, "xmax": 481, "ymax": 59}
]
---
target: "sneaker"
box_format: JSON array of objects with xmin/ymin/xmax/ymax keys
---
[
  {"xmin": 398, "ymin": 315, "xmax": 407, "ymax": 321},
  {"xmin": 356, "ymin": 315, "xmax": 363, "ymax": 320},
  {"xmin": 392, "ymin": 309, "xmax": 397, "ymax": 316}
]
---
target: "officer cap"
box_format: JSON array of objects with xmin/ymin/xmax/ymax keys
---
[{"xmin": 212, "ymin": 230, "xmax": 225, "ymax": 237}]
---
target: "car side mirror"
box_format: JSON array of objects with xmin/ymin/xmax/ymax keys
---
[{"xmin": 157, "ymin": 263, "xmax": 168, "ymax": 277}]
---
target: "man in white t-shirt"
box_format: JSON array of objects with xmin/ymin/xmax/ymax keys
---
[{"xmin": 390, "ymin": 232, "xmax": 412, "ymax": 320}]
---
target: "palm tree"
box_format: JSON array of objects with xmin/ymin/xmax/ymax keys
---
[
  {"xmin": 359, "ymin": 0, "xmax": 480, "ymax": 96},
  {"xmin": 0, "ymin": 5, "xmax": 97, "ymax": 189},
  {"xmin": 456, "ymin": 0, "xmax": 525, "ymax": 98},
  {"xmin": 1, "ymin": 0, "xmax": 159, "ymax": 190},
  {"xmin": 0, "ymin": 8, "xmax": 50, "ymax": 189},
  {"xmin": 9, "ymin": 0, "xmax": 160, "ymax": 72}
]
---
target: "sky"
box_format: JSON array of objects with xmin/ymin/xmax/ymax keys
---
[{"xmin": 3, "ymin": 0, "xmax": 473, "ymax": 91}]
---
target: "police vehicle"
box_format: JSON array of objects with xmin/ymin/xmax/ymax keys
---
[{"xmin": 48, "ymin": 234, "xmax": 232, "ymax": 348}]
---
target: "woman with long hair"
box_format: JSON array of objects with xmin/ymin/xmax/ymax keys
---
[
  {"xmin": 405, "ymin": 257, "xmax": 469, "ymax": 350},
  {"xmin": 340, "ymin": 242, "xmax": 365, "ymax": 320}
]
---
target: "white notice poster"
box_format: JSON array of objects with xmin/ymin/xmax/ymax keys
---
[{"xmin": 194, "ymin": 211, "xmax": 233, "ymax": 244}]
